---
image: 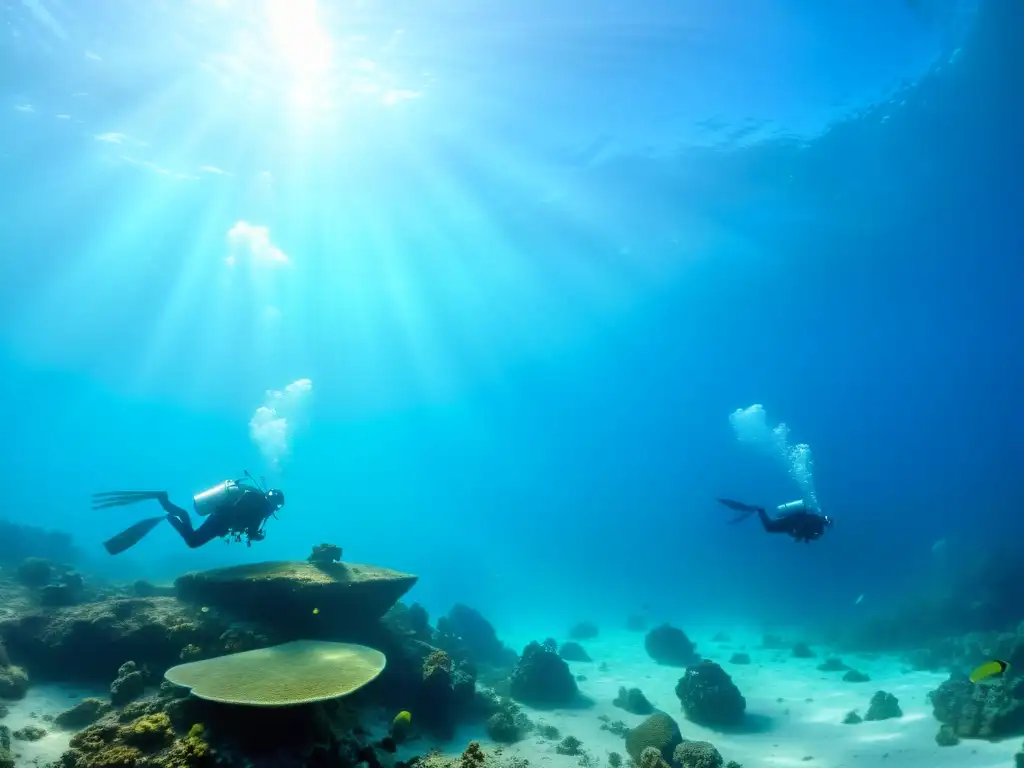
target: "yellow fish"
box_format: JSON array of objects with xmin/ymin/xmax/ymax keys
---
[{"xmin": 970, "ymin": 659, "xmax": 1009, "ymax": 684}]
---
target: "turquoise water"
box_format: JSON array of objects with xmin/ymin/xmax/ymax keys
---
[{"xmin": 0, "ymin": 0, "xmax": 1017, "ymax": 638}]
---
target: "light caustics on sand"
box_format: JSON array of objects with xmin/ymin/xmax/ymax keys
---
[{"xmin": 729, "ymin": 403, "xmax": 819, "ymax": 511}]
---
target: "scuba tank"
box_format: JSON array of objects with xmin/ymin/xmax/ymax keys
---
[
  {"xmin": 193, "ymin": 480, "xmax": 247, "ymax": 517},
  {"xmin": 776, "ymin": 499, "xmax": 809, "ymax": 515}
]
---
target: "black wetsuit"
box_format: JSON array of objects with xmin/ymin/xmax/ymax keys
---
[
  {"xmin": 757, "ymin": 508, "xmax": 826, "ymax": 543},
  {"xmin": 159, "ymin": 491, "xmax": 271, "ymax": 548}
]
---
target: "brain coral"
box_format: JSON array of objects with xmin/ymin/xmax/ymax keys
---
[{"xmin": 164, "ymin": 640, "xmax": 386, "ymax": 706}]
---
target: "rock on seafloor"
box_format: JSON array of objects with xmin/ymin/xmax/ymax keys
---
[
  {"xmin": 174, "ymin": 561, "xmax": 418, "ymax": 629},
  {"xmin": 0, "ymin": 597, "xmax": 200, "ymax": 680}
]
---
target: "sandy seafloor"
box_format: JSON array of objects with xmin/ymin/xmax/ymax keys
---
[
  {"xmin": 3, "ymin": 629, "xmax": 1020, "ymax": 768},
  {"xmin": 3, "ymin": 683, "xmax": 107, "ymax": 767},
  {"xmin": 397, "ymin": 628, "xmax": 1022, "ymax": 768}
]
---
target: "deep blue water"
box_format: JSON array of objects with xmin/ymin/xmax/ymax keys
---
[{"xmin": 0, "ymin": 0, "xmax": 1020, "ymax": 639}]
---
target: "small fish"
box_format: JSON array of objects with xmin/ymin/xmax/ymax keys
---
[
  {"xmin": 312, "ymin": 607, "xmax": 320, "ymax": 615},
  {"xmin": 970, "ymin": 659, "xmax": 1009, "ymax": 684},
  {"xmin": 854, "ymin": 594, "xmax": 864, "ymax": 605},
  {"xmin": 200, "ymin": 606, "xmax": 209, "ymax": 613}
]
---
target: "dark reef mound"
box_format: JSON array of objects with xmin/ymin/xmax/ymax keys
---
[
  {"xmin": 624, "ymin": 711, "xmax": 683, "ymax": 764},
  {"xmin": 0, "ymin": 519, "xmax": 80, "ymax": 567},
  {"xmin": 510, "ymin": 640, "xmax": 587, "ymax": 708},
  {"xmin": 929, "ymin": 671, "xmax": 1024, "ymax": 740},
  {"xmin": 175, "ymin": 561, "xmax": 418, "ymax": 636},
  {"xmin": 675, "ymin": 660, "xmax": 746, "ymax": 728},
  {"xmin": 434, "ymin": 604, "xmax": 518, "ymax": 670},
  {"xmin": 0, "ymin": 596, "xmax": 219, "ymax": 681},
  {"xmin": 645, "ymin": 624, "xmax": 699, "ymax": 667},
  {"xmin": 558, "ymin": 641, "xmax": 592, "ymax": 662}
]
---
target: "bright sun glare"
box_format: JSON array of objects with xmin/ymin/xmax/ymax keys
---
[{"xmin": 263, "ymin": 0, "xmax": 333, "ymax": 107}]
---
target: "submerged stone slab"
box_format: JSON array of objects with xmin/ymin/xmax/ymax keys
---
[{"xmin": 174, "ymin": 561, "xmax": 418, "ymax": 630}]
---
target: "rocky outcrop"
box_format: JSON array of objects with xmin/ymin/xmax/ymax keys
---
[
  {"xmin": 434, "ymin": 604, "xmax": 518, "ymax": 670},
  {"xmin": 675, "ymin": 661, "xmax": 746, "ymax": 727},
  {"xmin": 510, "ymin": 641, "xmax": 586, "ymax": 708},
  {"xmin": 929, "ymin": 672, "xmax": 1024, "ymax": 739},
  {"xmin": 645, "ymin": 625, "xmax": 699, "ymax": 667},
  {"xmin": 174, "ymin": 561, "xmax": 417, "ymax": 635},
  {"xmin": 0, "ymin": 597, "xmax": 214, "ymax": 681}
]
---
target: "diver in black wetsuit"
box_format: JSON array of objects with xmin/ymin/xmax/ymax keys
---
[
  {"xmin": 717, "ymin": 498, "xmax": 832, "ymax": 543},
  {"xmin": 93, "ymin": 477, "xmax": 285, "ymax": 555}
]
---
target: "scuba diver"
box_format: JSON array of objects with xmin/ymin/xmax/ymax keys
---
[
  {"xmin": 93, "ymin": 473, "xmax": 285, "ymax": 555},
  {"xmin": 717, "ymin": 497, "xmax": 832, "ymax": 543}
]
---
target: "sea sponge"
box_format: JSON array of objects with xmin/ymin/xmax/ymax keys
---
[
  {"xmin": 164, "ymin": 640, "xmax": 386, "ymax": 706},
  {"xmin": 624, "ymin": 712, "xmax": 682, "ymax": 764}
]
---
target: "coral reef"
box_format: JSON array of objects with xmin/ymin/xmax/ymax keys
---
[
  {"xmin": 174, "ymin": 561, "xmax": 418, "ymax": 633},
  {"xmin": 674, "ymin": 741, "xmax": 724, "ymax": 768},
  {"xmin": 0, "ymin": 725, "xmax": 12, "ymax": 768},
  {"xmin": 569, "ymin": 622, "xmax": 599, "ymax": 641},
  {"xmin": 864, "ymin": 691, "xmax": 902, "ymax": 721},
  {"xmin": 613, "ymin": 686, "xmax": 654, "ymax": 715},
  {"xmin": 0, "ymin": 665, "xmax": 28, "ymax": 700},
  {"xmin": 483, "ymin": 697, "xmax": 533, "ymax": 744},
  {"xmin": 558, "ymin": 642, "xmax": 591, "ymax": 662},
  {"xmin": 842, "ymin": 670, "xmax": 869, "ymax": 683},
  {"xmin": 935, "ymin": 723, "xmax": 960, "ymax": 746},
  {"xmin": 928, "ymin": 671, "xmax": 1024, "ymax": 739},
  {"xmin": 56, "ymin": 699, "xmax": 113, "ymax": 730},
  {"xmin": 0, "ymin": 596, "xmax": 216, "ymax": 681},
  {"xmin": 434, "ymin": 605, "xmax": 518, "ymax": 670},
  {"xmin": 0, "ymin": 520, "xmax": 79, "ymax": 567},
  {"xmin": 509, "ymin": 641, "xmax": 584, "ymax": 708},
  {"xmin": 384, "ymin": 602, "xmax": 432, "ymax": 642},
  {"xmin": 816, "ymin": 658, "xmax": 848, "ymax": 672},
  {"xmin": 111, "ymin": 661, "xmax": 147, "ymax": 705},
  {"xmin": 790, "ymin": 643, "xmax": 815, "ymax": 659},
  {"xmin": 624, "ymin": 712, "xmax": 682, "ymax": 764},
  {"xmin": 674, "ymin": 661, "xmax": 746, "ymax": 728},
  {"xmin": 12, "ymin": 724, "xmax": 46, "ymax": 741},
  {"xmin": 308, "ymin": 543, "xmax": 343, "ymax": 566},
  {"xmin": 626, "ymin": 615, "xmax": 648, "ymax": 632},
  {"xmin": 416, "ymin": 649, "xmax": 479, "ymax": 740},
  {"xmin": 645, "ymin": 625, "xmax": 699, "ymax": 667},
  {"xmin": 555, "ymin": 735, "xmax": 583, "ymax": 755}
]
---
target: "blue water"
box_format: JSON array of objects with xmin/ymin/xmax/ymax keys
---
[{"xmin": 0, "ymin": 0, "xmax": 1019, "ymax": 640}]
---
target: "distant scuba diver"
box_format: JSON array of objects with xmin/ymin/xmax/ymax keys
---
[
  {"xmin": 717, "ymin": 498, "xmax": 832, "ymax": 543},
  {"xmin": 93, "ymin": 473, "xmax": 285, "ymax": 555}
]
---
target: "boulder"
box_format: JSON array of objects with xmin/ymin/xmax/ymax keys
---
[{"xmin": 174, "ymin": 561, "xmax": 417, "ymax": 636}]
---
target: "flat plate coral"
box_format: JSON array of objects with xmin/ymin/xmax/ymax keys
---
[{"xmin": 164, "ymin": 639, "xmax": 386, "ymax": 707}]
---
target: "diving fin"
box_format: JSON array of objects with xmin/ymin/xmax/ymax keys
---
[
  {"xmin": 717, "ymin": 498, "xmax": 761, "ymax": 524},
  {"xmin": 91, "ymin": 491, "xmax": 165, "ymax": 511},
  {"xmin": 103, "ymin": 516, "xmax": 166, "ymax": 556},
  {"xmin": 717, "ymin": 498, "xmax": 761, "ymax": 512}
]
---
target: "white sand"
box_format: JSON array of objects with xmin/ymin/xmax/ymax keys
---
[
  {"xmin": 401, "ymin": 628, "xmax": 1022, "ymax": 768},
  {"xmin": 2, "ymin": 684, "xmax": 107, "ymax": 768}
]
